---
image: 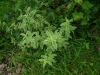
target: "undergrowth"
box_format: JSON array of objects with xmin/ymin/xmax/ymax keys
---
[{"xmin": 0, "ymin": 0, "xmax": 100, "ymax": 75}]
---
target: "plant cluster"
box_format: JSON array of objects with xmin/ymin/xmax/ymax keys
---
[
  {"xmin": 0, "ymin": 0, "xmax": 100, "ymax": 75},
  {"xmin": 8, "ymin": 6, "xmax": 76, "ymax": 67}
]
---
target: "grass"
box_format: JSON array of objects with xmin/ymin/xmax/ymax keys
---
[
  {"xmin": 2, "ymin": 34, "xmax": 99, "ymax": 75},
  {"xmin": 0, "ymin": 0, "xmax": 100, "ymax": 75},
  {"xmin": 0, "ymin": 34, "xmax": 100, "ymax": 75}
]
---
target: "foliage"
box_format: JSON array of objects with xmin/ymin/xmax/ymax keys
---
[
  {"xmin": 8, "ymin": 6, "xmax": 76, "ymax": 67},
  {"xmin": 0, "ymin": 0, "xmax": 100, "ymax": 75},
  {"xmin": 0, "ymin": 1, "xmax": 11, "ymax": 20}
]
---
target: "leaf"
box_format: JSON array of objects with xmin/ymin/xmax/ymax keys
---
[
  {"xmin": 83, "ymin": 42, "xmax": 89, "ymax": 50},
  {"xmin": 81, "ymin": 18, "xmax": 88, "ymax": 25},
  {"xmin": 73, "ymin": 11, "xmax": 83, "ymax": 21},
  {"xmin": 48, "ymin": 12, "xmax": 56, "ymax": 20},
  {"xmin": 52, "ymin": 40, "xmax": 57, "ymax": 50},
  {"xmin": 46, "ymin": 30, "xmax": 53, "ymax": 37},
  {"xmin": 44, "ymin": 31, "xmax": 58, "ymax": 50},
  {"xmin": 82, "ymin": 1, "xmax": 93, "ymax": 10},
  {"xmin": 90, "ymin": 63, "xmax": 93, "ymax": 66},
  {"xmin": 14, "ymin": 1, "xmax": 22, "ymax": 11},
  {"xmin": 25, "ymin": 7, "xmax": 31, "ymax": 13},
  {"xmin": 31, "ymin": 39, "xmax": 38, "ymax": 49},
  {"xmin": 20, "ymin": 33, "xmax": 26, "ymax": 37},
  {"xmin": 39, "ymin": 53, "xmax": 56, "ymax": 68},
  {"xmin": 74, "ymin": 0, "xmax": 83, "ymax": 4},
  {"xmin": 66, "ymin": 2, "xmax": 75, "ymax": 10},
  {"xmin": 17, "ymin": 14, "xmax": 24, "ymax": 20},
  {"xmin": 60, "ymin": 18, "xmax": 77, "ymax": 39}
]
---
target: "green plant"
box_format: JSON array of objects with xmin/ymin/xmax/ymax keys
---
[
  {"xmin": 66, "ymin": 0, "xmax": 94, "ymax": 26},
  {"xmin": 0, "ymin": 0, "xmax": 100, "ymax": 74},
  {"xmin": 8, "ymin": 6, "xmax": 76, "ymax": 67}
]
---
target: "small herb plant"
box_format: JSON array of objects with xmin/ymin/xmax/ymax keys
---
[{"xmin": 8, "ymin": 6, "xmax": 76, "ymax": 67}]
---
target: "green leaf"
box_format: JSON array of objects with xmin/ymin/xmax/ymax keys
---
[
  {"xmin": 31, "ymin": 39, "xmax": 38, "ymax": 49},
  {"xmin": 82, "ymin": 1, "xmax": 93, "ymax": 10},
  {"xmin": 90, "ymin": 63, "xmax": 93, "ymax": 66},
  {"xmin": 20, "ymin": 33, "xmax": 26, "ymax": 37},
  {"xmin": 44, "ymin": 30, "xmax": 67, "ymax": 50},
  {"xmin": 67, "ymin": 2, "xmax": 75, "ymax": 10},
  {"xmin": 74, "ymin": 0, "xmax": 83, "ymax": 4},
  {"xmin": 60, "ymin": 18, "xmax": 77, "ymax": 40},
  {"xmin": 39, "ymin": 53, "xmax": 56, "ymax": 68},
  {"xmin": 52, "ymin": 40, "xmax": 57, "ymax": 50},
  {"xmin": 81, "ymin": 18, "xmax": 88, "ymax": 25},
  {"xmin": 44, "ymin": 31, "xmax": 57, "ymax": 50},
  {"xmin": 73, "ymin": 11, "xmax": 83, "ymax": 21}
]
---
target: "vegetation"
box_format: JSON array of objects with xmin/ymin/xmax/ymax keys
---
[{"xmin": 0, "ymin": 0, "xmax": 100, "ymax": 75}]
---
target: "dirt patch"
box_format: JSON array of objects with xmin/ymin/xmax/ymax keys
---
[{"xmin": 0, "ymin": 63, "xmax": 22, "ymax": 75}]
